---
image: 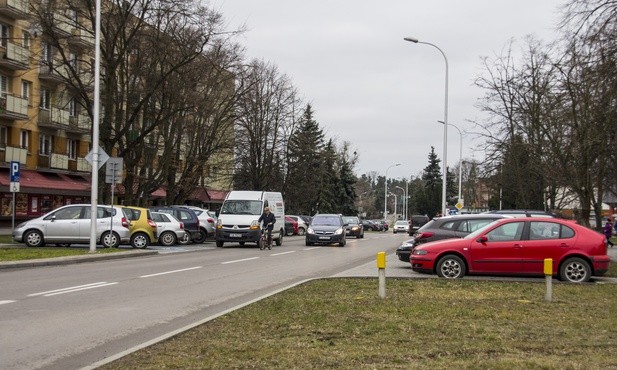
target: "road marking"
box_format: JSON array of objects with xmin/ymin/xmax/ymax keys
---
[
  {"xmin": 221, "ymin": 257, "xmax": 259, "ymax": 264},
  {"xmin": 0, "ymin": 300, "xmax": 15, "ymax": 305},
  {"xmin": 140, "ymin": 266, "xmax": 203, "ymax": 278},
  {"xmin": 270, "ymin": 251, "xmax": 295, "ymax": 256},
  {"xmin": 303, "ymin": 247, "xmax": 320, "ymax": 251},
  {"xmin": 29, "ymin": 282, "xmax": 119, "ymax": 297}
]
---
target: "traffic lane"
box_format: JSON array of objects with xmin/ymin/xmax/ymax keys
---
[{"xmin": 0, "ymin": 233, "xmax": 406, "ymax": 369}]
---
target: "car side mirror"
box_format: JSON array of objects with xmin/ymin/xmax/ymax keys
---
[{"xmin": 477, "ymin": 236, "xmax": 488, "ymax": 243}]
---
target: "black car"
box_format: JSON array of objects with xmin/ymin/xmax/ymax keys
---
[
  {"xmin": 408, "ymin": 215, "xmax": 430, "ymax": 236},
  {"xmin": 361, "ymin": 219, "xmax": 381, "ymax": 231},
  {"xmin": 396, "ymin": 214, "xmax": 506, "ymax": 262},
  {"xmin": 306, "ymin": 214, "xmax": 346, "ymax": 246},
  {"xmin": 342, "ymin": 216, "xmax": 364, "ymax": 238},
  {"xmin": 150, "ymin": 206, "xmax": 204, "ymax": 243}
]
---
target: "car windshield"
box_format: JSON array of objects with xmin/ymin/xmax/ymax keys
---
[
  {"xmin": 312, "ymin": 216, "xmax": 341, "ymax": 226},
  {"xmin": 464, "ymin": 220, "xmax": 502, "ymax": 239},
  {"xmin": 342, "ymin": 217, "xmax": 357, "ymax": 224},
  {"xmin": 395, "ymin": 221, "xmax": 407, "ymax": 226},
  {"xmin": 220, "ymin": 200, "xmax": 262, "ymax": 215}
]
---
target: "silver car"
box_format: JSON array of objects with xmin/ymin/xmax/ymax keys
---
[
  {"xmin": 12, "ymin": 204, "xmax": 131, "ymax": 248},
  {"xmin": 151, "ymin": 211, "xmax": 186, "ymax": 246}
]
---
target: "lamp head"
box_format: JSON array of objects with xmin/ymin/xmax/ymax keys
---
[{"xmin": 404, "ymin": 37, "xmax": 419, "ymax": 43}]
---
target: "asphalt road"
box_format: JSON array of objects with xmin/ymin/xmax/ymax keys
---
[{"xmin": 0, "ymin": 232, "xmax": 406, "ymax": 370}]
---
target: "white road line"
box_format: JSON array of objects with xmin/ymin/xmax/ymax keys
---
[
  {"xmin": 221, "ymin": 257, "xmax": 260, "ymax": 265},
  {"xmin": 43, "ymin": 283, "xmax": 119, "ymax": 297},
  {"xmin": 270, "ymin": 251, "xmax": 295, "ymax": 256},
  {"xmin": 0, "ymin": 300, "xmax": 16, "ymax": 305},
  {"xmin": 140, "ymin": 266, "xmax": 203, "ymax": 278},
  {"xmin": 28, "ymin": 282, "xmax": 114, "ymax": 297},
  {"xmin": 303, "ymin": 247, "xmax": 321, "ymax": 251}
]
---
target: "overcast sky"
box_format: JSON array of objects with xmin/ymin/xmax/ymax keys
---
[{"xmin": 211, "ymin": 0, "xmax": 565, "ymax": 180}]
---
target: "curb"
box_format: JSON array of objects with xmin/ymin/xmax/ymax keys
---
[{"xmin": 0, "ymin": 249, "xmax": 159, "ymax": 270}]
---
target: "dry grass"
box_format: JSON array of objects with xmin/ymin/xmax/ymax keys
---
[
  {"xmin": 102, "ymin": 278, "xmax": 617, "ymax": 369},
  {"xmin": 0, "ymin": 246, "xmax": 127, "ymax": 261}
]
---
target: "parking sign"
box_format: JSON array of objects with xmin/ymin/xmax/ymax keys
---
[{"xmin": 10, "ymin": 161, "xmax": 20, "ymax": 182}]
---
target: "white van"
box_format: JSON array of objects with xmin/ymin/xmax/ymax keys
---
[{"xmin": 215, "ymin": 191, "xmax": 285, "ymax": 248}]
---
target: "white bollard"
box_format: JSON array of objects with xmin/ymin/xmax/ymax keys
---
[{"xmin": 377, "ymin": 252, "xmax": 386, "ymax": 299}]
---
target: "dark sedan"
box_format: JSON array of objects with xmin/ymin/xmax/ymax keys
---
[
  {"xmin": 342, "ymin": 216, "xmax": 364, "ymax": 238},
  {"xmin": 306, "ymin": 214, "xmax": 346, "ymax": 246},
  {"xmin": 396, "ymin": 214, "xmax": 506, "ymax": 262}
]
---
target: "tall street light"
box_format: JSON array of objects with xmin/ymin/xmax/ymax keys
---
[
  {"xmin": 395, "ymin": 185, "xmax": 406, "ymax": 220},
  {"xmin": 384, "ymin": 163, "xmax": 401, "ymax": 221},
  {"xmin": 404, "ymin": 36, "xmax": 449, "ymax": 216},
  {"xmin": 439, "ymin": 120, "xmax": 463, "ymax": 205}
]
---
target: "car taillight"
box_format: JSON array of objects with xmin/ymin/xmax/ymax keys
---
[
  {"xmin": 207, "ymin": 218, "xmax": 215, "ymax": 223},
  {"xmin": 416, "ymin": 231, "xmax": 434, "ymax": 239},
  {"xmin": 121, "ymin": 217, "xmax": 130, "ymax": 228},
  {"xmin": 179, "ymin": 222, "xmax": 184, "ymax": 230},
  {"xmin": 148, "ymin": 219, "xmax": 157, "ymax": 229}
]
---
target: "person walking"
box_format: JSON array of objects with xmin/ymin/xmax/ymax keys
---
[{"xmin": 603, "ymin": 219, "xmax": 614, "ymax": 248}]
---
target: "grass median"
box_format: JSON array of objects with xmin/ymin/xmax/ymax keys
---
[{"xmin": 102, "ymin": 278, "xmax": 617, "ymax": 369}]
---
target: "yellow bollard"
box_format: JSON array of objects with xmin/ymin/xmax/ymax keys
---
[
  {"xmin": 544, "ymin": 258, "xmax": 553, "ymax": 302},
  {"xmin": 377, "ymin": 252, "xmax": 386, "ymax": 299}
]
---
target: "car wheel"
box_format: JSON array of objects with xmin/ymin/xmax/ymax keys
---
[
  {"xmin": 216, "ymin": 240, "xmax": 224, "ymax": 248},
  {"xmin": 239, "ymin": 241, "xmax": 245, "ymax": 246},
  {"xmin": 559, "ymin": 257, "xmax": 591, "ymax": 283},
  {"xmin": 159, "ymin": 231, "xmax": 177, "ymax": 246},
  {"xmin": 192, "ymin": 229, "xmax": 207, "ymax": 244},
  {"xmin": 131, "ymin": 232, "xmax": 149, "ymax": 249},
  {"xmin": 436, "ymin": 255, "xmax": 466, "ymax": 279},
  {"xmin": 178, "ymin": 233, "xmax": 191, "ymax": 245},
  {"xmin": 275, "ymin": 231, "xmax": 283, "ymax": 246},
  {"xmin": 24, "ymin": 230, "xmax": 44, "ymax": 248},
  {"xmin": 297, "ymin": 228, "xmax": 306, "ymax": 236},
  {"xmin": 101, "ymin": 231, "xmax": 120, "ymax": 248}
]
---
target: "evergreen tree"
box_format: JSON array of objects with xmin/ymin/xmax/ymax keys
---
[
  {"xmin": 285, "ymin": 104, "xmax": 325, "ymax": 214},
  {"xmin": 420, "ymin": 147, "xmax": 442, "ymax": 216},
  {"xmin": 336, "ymin": 142, "xmax": 358, "ymax": 215}
]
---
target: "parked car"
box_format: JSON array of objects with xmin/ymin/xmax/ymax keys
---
[
  {"xmin": 396, "ymin": 214, "xmax": 506, "ymax": 262},
  {"xmin": 484, "ymin": 209, "xmax": 557, "ymax": 218},
  {"xmin": 410, "ymin": 217, "xmax": 610, "ymax": 283},
  {"xmin": 361, "ymin": 219, "xmax": 381, "ymax": 231},
  {"xmin": 373, "ymin": 220, "xmax": 389, "ymax": 231},
  {"xmin": 285, "ymin": 216, "xmax": 298, "ymax": 236},
  {"xmin": 175, "ymin": 205, "xmax": 216, "ymax": 239},
  {"xmin": 393, "ymin": 220, "xmax": 409, "ymax": 234},
  {"xmin": 408, "ymin": 215, "xmax": 430, "ymax": 235},
  {"xmin": 151, "ymin": 211, "xmax": 186, "ymax": 246},
  {"xmin": 151, "ymin": 206, "xmax": 202, "ymax": 244},
  {"xmin": 120, "ymin": 206, "xmax": 158, "ymax": 249},
  {"xmin": 286, "ymin": 215, "xmax": 308, "ymax": 236},
  {"xmin": 342, "ymin": 216, "xmax": 364, "ymax": 238},
  {"xmin": 306, "ymin": 214, "xmax": 346, "ymax": 247},
  {"xmin": 12, "ymin": 204, "xmax": 131, "ymax": 248}
]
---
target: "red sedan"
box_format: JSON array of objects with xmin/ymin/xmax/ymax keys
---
[{"xmin": 410, "ymin": 217, "xmax": 610, "ymax": 283}]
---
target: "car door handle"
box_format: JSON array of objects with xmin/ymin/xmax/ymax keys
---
[
  {"xmin": 513, "ymin": 244, "xmax": 523, "ymax": 249},
  {"xmin": 560, "ymin": 243, "xmax": 569, "ymax": 248}
]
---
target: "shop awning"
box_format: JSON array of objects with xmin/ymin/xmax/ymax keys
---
[{"xmin": 0, "ymin": 168, "xmax": 91, "ymax": 196}]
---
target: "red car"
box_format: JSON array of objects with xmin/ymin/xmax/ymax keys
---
[{"xmin": 410, "ymin": 217, "xmax": 610, "ymax": 283}]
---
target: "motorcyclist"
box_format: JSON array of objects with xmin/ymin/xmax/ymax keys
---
[{"xmin": 257, "ymin": 206, "xmax": 276, "ymax": 249}]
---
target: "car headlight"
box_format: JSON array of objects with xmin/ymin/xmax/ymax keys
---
[
  {"xmin": 307, "ymin": 227, "xmax": 315, "ymax": 234},
  {"xmin": 335, "ymin": 228, "xmax": 343, "ymax": 235},
  {"xmin": 412, "ymin": 249, "xmax": 428, "ymax": 255},
  {"xmin": 352, "ymin": 226, "xmax": 359, "ymax": 231}
]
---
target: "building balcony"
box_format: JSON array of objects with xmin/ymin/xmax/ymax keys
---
[
  {"xmin": 0, "ymin": 0, "xmax": 29, "ymax": 19},
  {"xmin": 38, "ymin": 106, "xmax": 70, "ymax": 130},
  {"xmin": 38, "ymin": 152, "xmax": 69, "ymax": 170},
  {"xmin": 38, "ymin": 63, "xmax": 66, "ymax": 85},
  {"xmin": 68, "ymin": 28, "xmax": 94, "ymax": 49},
  {"xmin": 0, "ymin": 41, "xmax": 30, "ymax": 70},
  {"xmin": 0, "ymin": 94, "xmax": 28, "ymax": 120},
  {"xmin": 2, "ymin": 145, "xmax": 27, "ymax": 164},
  {"xmin": 68, "ymin": 112, "xmax": 91, "ymax": 134},
  {"xmin": 76, "ymin": 157, "xmax": 91, "ymax": 172},
  {"xmin": 52, "ymin": 12, "xmax": 74, "ymax": 37}
]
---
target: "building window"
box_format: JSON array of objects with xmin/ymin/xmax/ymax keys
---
[
  {"xmin": 20, "ymin": 130, "xmax": 29, "ymax": 150},
  {"xmin": 0, "ymin": 126, "xmax": 7, "ymax": 148},
  {"xmin": 39, "ymin": 88, "xmax": 50, "ymax": 110},
  {"xmin": 22, "ymin": 32, "xmax": 30, "ymax": 49},
  {"xmin": 67, "ymin": 139, "xmax": 77, "ymax": 159},
  {"xmin": 21, "ymin": 80, "xmax": 31, "ymax": 103},
  {"xmin": 39, "ymin": 134, "xmax": 52, "ymax": 156},
  {"xmin": 41, "ymin": 42, "xmax": 53, "ymax": 64},
  {"xmin": 0, "ymin": 24, "xmax": 8, "ymax": 48},
  {"xmin": 69, "ymin": 52, "xmax": 78, "ymax": 70},
  {"xmin": 68, "ymin": 97, "xmax": 77, "ymax": 117},
  {"xmin": 0, "ymin": 75, "xmax": 8, "ymax": 97}
]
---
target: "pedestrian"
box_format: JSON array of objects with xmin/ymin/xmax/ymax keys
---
[{"xmin": 603, "ymin": 219, "xmax": 614, "ymax": 248}]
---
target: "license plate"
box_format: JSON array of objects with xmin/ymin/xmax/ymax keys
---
[
  {"xmin": 230, "ymin": 233, "xmax": 241, "ymax": 238},
  {"xmin": 319, "ymin": 236, "xmax": 330, "ymax": 240}
]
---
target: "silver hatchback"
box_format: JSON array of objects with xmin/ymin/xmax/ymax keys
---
[{"xmin": 13, "ymin": 204, "xmax": 131, "ymax": 248}]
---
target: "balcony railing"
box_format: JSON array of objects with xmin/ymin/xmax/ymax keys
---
[
  {"xmin": 38, "ymin": 152, "xmax": 69, "ymax": 170},
  {"xmin": 38, "ymin": 62, "xmax": 66, "ymax": 85},
  {"xmin": 77, "ymin": 157, "xmax": 91, "ymax": 172},
  {"xmin": 3, "ymin": 145, "xmax": 27, "ymax": 164},
  {"xmin": 0, "ymin": 94, "xmax": 28, "ymax": 120},
  {"xmin": 69, "ymin": 28, "xmax": 95, "ymax": 49},
  {"xmin": 68, "ymin": 112, "xmax": 91, "ymax": 134},
  {"xmin": 0, "ymin": 41, "xmax": 29, "ymax": 70},
  {"xmin": 0, "ymin": 0, "xmax": 29, "ymax": 19},
  {"xmin": 38, "ymin": 106, "xmax": 71, "ymax": 129}
]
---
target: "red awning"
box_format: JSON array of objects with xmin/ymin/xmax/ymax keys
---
[{"xmin": 0, "ymin": 168, "xmax": 91, "ymax": 196}]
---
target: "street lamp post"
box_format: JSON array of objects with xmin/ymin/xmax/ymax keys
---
[
  {"xmin": 395, "ymin": 185, "xmax": 406, "ymax": 220},
  {"xmin": 439, "ymin": 120, "xmax": 463, "ymax": 204},
  {"xmin": 404, "ymin": 36, "xmax": 449, "ymax": 216},
  {"xmin": 384, "ymin": 163, "xmax": 401, "ymax": 221}
]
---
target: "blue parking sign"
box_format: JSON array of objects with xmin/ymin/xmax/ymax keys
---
[{"xmin": 10, "ymin": 161, "xmax": 20, "ymax": 182}]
